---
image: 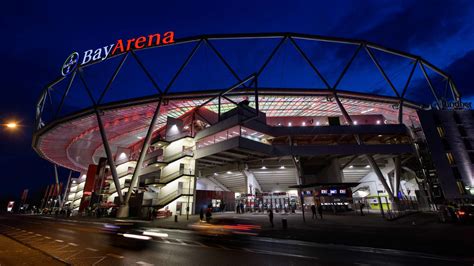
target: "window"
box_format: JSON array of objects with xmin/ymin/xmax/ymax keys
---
[
  {"xmin": 446, "ymin": 152, "xmax": 456, "ymax": 165},
  {"xmin": 456, "ymin": 180, "xmax": 466, "ymax": 195},
  {"xmin": 437, "ymin": 126, "xmax": 445, "ymax": 138}
]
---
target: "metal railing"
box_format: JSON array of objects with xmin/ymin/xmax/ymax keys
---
[
  {"xmin": 159, "ymin": 169, "xmax": 194, "ymax": 184},
  {"xmin": 145, "ymin": 149, "xmax": 194, "ymax": 167},
  {"xmin": 156, "ymin": 190, "xmax": 191, "ymax": 207},
  {"xmin": 163, "ymin": 149, "xmax": 194, "ymax": 163}
]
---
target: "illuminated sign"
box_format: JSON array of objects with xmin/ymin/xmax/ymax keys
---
[
  {"xmin": 339, "ymin": 189, "xmax": 346, "ymax": 194},
  {"xmin": 437, "ymin": 99, "xmax": 471, "ymax": 110},
  {"xmin": 61, "ymin": 31, "xmax": 175, "ymax": 76},
  {"xmin": 329, "ymin": 189, "xmax": 337, "ymax": 194},
  {"xmin": 61, "ymin": 52, "xmax": 79, "ymax": 76},
  {"xmin": 321, "ymin": 189, "xmax": 328, "ymax": 194}
]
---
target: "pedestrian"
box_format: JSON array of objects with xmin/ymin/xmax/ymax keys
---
[
  {"xmin": 199, "ymin": 208, "xmax": 204, "ymax": 221},
  {"xmin": 311, "ymin": 205, "xmax": 317, "ymax": 219},
  {"xmin": 268, "ymin": 209, "xmax": 274, "ymax": 228},
  {"xmin": 317, "ymin": 204, "xmax": 323, "ymax": 219},
  {"xmin": 205, "ymin": 207, "xmax": 212, "ymax": 222},
  {"xmin": 360, "ymin": 202, "xmax": 365, "ymax": 216}
]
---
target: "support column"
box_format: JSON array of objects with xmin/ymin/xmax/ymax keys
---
[
  {"xmin": 242, "ymin": 169, "xmax": 261, "ymax": 195},
  {"xmin": 77, "ymin": 71, "xmax": 124, "ymax": 205},
  {"xmin": 333, "ymin": 91, "xmax": 395, "ymax": 202},
  {"xmin": 291, "ymin": 155, "xmax": 305, "ymax": 223},
  {"xmin": 394, "ymin": 156, "xmax": 401, "ymax": 199},
  {"xmin": 192, "ymin": 167, "xmax": 198, "ymax": 215},
  {"xmin": 61, "ymin": 170, "xmax": 72, "ymax": 208},
  {"xmin": 53, "ymin": 164, "xmax": 62, "ymax": 208},
  {"xmin": 118, "ymin": 98, "xmax": 162, "ymax": 218},
  {"xmin": 366, "ymin": 155, "xmax": 395, "ymax": 201},
  {"xmin": 95, "ymin": 110, "xmax": 124, "ymax": 204}
]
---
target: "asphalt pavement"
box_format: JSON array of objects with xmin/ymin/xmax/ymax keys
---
[{"xmin": 0, "ymin": 214, "xmax": 471, "ymax": 265}]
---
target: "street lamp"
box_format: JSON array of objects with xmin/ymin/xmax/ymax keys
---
[
  {"xmin": 2, "ymin": 120, "xmax": 20, "ymax": 130},
  {"xmin": 6, "ymin": 122, "xmax": 18, "ymax": 129}
]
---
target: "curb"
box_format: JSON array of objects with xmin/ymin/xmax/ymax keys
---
[{"xmin": 386, "ymin": 211, "xmax": 420, "ymax": 221}]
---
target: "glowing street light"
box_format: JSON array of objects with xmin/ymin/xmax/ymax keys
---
[
  {"xmin": 4, "ymin": 121, "xmax": 19, "ymax": 129},
  {"xmin": 6, "ymin": 122, "xmax": 17, "ymax": 128}
]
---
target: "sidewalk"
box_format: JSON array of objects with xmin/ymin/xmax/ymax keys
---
[
  {"xmin": 0, "ymin": 234, "xmax": 66, "ymax": 265},
  {"xmin": 148, "ymin": 211, "xmax": 474, "ymax": 257}
]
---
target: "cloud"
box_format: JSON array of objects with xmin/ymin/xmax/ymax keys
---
[
  {"xmin": 347, "ymin": 0, "xmax": 472, "ymax": 52},
  {"xmin": 444, "ymin": 49, "xmax": 474, "ymax": 98}
]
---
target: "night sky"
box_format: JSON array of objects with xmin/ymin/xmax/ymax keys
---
[{"xmin": 1, "ymin": 0, "xmax": 473, "ymax": 202}]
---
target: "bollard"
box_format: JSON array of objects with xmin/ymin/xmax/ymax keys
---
[
  {"xmin": 282, "ymin": 218, "xmax": 287, "ymax": 229},
  {"xmin": 174, "ymin": 215, "xmax": 178, "ymax": 222}
]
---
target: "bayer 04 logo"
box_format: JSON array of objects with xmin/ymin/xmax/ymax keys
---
[{"xmin": 61, "ymin": 52, "xmax": 79, "ymax": 76}]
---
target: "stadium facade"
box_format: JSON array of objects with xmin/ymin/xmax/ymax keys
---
[{"xmin": 32, "ymin": 33, "xmax": 473, "ymax": 217}]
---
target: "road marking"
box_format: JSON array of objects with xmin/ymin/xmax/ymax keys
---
[
  {"xmin": 193, "ymin": 241, "xmax": 208, "ymax": 247},
  {"xmin": 86, "ymin": 248, "xmax": 98, "ymax": 252},
  {"xmin": 64, "ymin": 250, "xmax": 84, "ymax": 260},
  {"xmin": 29, "ymin": 237, "xmax": 50, "ymax": 243},
  {"xmin": 136, "ymin": 261, "xmax": 154, "ymax": 265},
  {"xmin": 91, "ymin": 257, "xmax": 107, "ymax": 266},
  {"xmin": 107, "ymin": 253, "xmax": 124, "ymax": 259},
  {"xmin": 35, "ymin": 234, "xmax": 42, "ymax": 236},
  {"xmin": 28, "ymin": 231, "xmax": 34, "ymax": 234},
  {"xmin": 163, "ymin": 239, "xmax": 171, "ymax": 243},
  {"xmin": 55, "ymin": 244, "xmax": 72, "ymax": 251},
  {"xmin": 175, "ymin": 239, "xmax": 187, "ymax": 245},
  {"xmin": 243, "ymin": 248, "xmax": 319, "ymax": 260},
  {"xmin": 55, "ymin": 239, "xmax": 64, "ymax": 242},
  {"xmin": 12, "ymin": 232, "xmax": 29, "ymax": 237},
  {"xmin": 216, "ymin": 244, "xmax": 231, "ymax": 250},
  {"xmin": 45, "ymin": 236, "xmax": 51, "ymax": 239},
  {"xmin": 68, "ymin": 242, "xmax": 78, "ymax": 246}
]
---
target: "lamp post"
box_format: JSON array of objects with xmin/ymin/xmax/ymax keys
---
[{"xmin": 187, "ymin": 175, "xmax": 191, "ymax": 220}]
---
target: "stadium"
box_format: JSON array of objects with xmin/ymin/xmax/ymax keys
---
[{"xmin": 32, "ymin": 33, "xmax": 462, "ymax": 217}]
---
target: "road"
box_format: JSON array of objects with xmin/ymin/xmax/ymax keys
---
[{"xmin": 0, "ymin": 214, "xmax": 468, "ymax": 265}]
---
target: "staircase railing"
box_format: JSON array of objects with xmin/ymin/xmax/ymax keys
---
[
  {"xmin": 163, "ymin": 149, "xmax": 194, "ymax": 163},
  {"xmin": 157, "ymin": 190, "xmax": 180, "ymax": 206},
  {"xmin": 159, "ymin": 169, "xmax": 194, "ymax": 184}
]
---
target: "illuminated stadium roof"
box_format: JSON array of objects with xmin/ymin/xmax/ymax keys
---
[{"xmin": 33, "ymin": 33, "xmax": 461, "ymax": 172}]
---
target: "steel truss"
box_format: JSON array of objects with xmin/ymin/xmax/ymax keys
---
[{"xmin": 34, "ymin": 33, "xmax": 461, "ymax": 211}]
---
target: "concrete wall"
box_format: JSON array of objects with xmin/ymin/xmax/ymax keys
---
[
  {"xmin": 301, "ymin": 158, "xmax": 342, "ymax": 184},
  {"xmin": 243, "ymin": 170, "xmax": 262, "ymax": 194},
  {"xmin": 196, "ymin": 177, "xmax": 225, "ymax": 191}
]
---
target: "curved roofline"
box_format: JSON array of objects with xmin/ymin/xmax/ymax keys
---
[
  {"xmin": 32, "ymin": 87, "xmax": 423, "ymax": 158},
  {"xmin": 39, "ymin": 32, "xmax": 461, "ymax": 98}
]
